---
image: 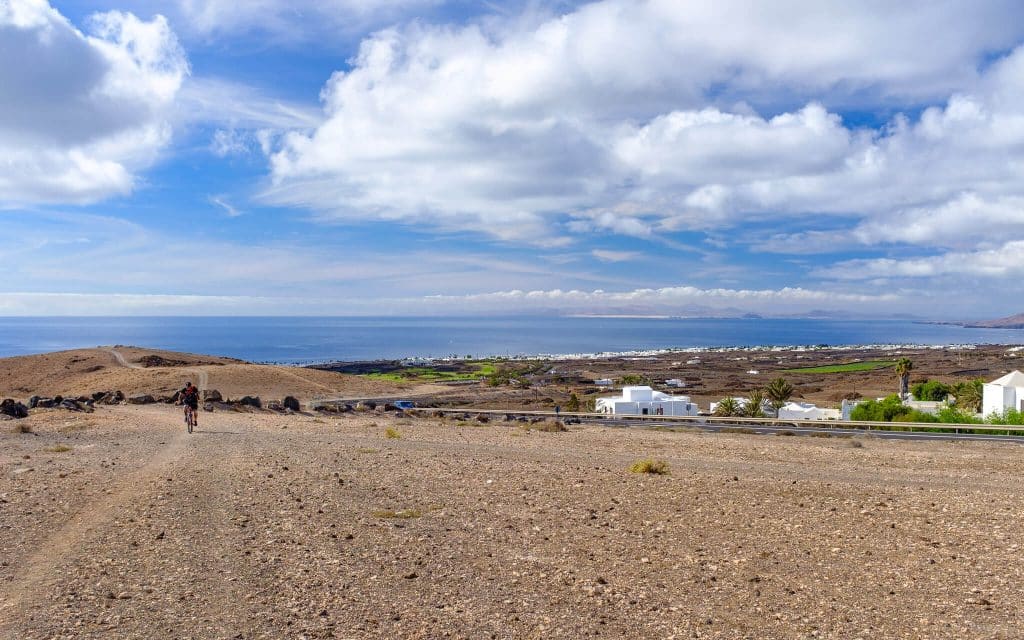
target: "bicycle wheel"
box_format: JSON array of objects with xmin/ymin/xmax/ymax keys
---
[{"xmin": 186, "ymin": 408, "xmax": 193, "ymax": 433}]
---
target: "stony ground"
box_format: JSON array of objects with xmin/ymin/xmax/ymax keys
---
[{"xmin": 3, "ymin": 406, "xmax": 1024, "ymax": 639}]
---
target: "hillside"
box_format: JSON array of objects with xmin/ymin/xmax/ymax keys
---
[
  {"xmin": 963, "ymin": 312, "xmax": 1024, "ymax": 329},
  {"xmin": 0, "ymin": 347, "xmax": 413, "ymax": 403}
]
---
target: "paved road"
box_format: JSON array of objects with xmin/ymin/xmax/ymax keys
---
[{"xmin": 588, "ymin": 417, "xmax": 1024, "ymax": 444}]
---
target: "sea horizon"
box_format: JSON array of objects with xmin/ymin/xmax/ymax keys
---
[{"xmin": 2, "ymin": 315, "xmax": 1022, "ymax": 364}]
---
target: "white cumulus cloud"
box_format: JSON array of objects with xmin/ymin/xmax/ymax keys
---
[
  {"xmin": 260, "ymin": 0, "xmax": 1024, "ymax": 246},
  {"xmin": 0, "ymin": 0, "xmax": 188, "ymax": 204}
]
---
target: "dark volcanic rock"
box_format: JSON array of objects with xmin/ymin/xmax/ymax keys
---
[
  {"xmin": 0, "ymin": 399, "xmax": 29, "ymax": 419},
  {"xmin": 283, "ymin": 396, "xmax": 301, "ymax": 411},
  {"xmin": 128, "ymin": 394, "xmax": 156, "ymax": 405},
  {"xmin": 239, "ymin": 396, "xmax": 262, "ymax": 408},
  {"xmin": 202, "ymin": 389, "xmax": 222, "ymax": 402}
]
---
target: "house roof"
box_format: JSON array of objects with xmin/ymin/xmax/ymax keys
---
[{"xmin": 989, "ymin": 370, "xmax": 1024, "ymax": 387}]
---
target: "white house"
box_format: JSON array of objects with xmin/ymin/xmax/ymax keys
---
[
  {"xmin": 594, "ymin": 378, "xmax": 614, "ymax": 387},
  {"xmin": 983, "ymin": 370, "xmax": 1024, "ymax": 416},
  {"xmin": 596, "ymin": 386, "xmax": 699, "ymax": 416},
  {"xmin": 665, "ymin": 378, "xmax": 685, "ymax": 388},
  {"xmin": 777, "ymin": 402, "xmax": 840, "ymax": 421}
]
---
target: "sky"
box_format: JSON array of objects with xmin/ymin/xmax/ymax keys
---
[{"xmin": 3, "ymin": 0, "xmax": 1024, "ymax": 319}]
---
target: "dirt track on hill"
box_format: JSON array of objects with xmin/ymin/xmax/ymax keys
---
[{"xmin": 4, "ymin": 406, "xmax": 1024, "ymax": 638}]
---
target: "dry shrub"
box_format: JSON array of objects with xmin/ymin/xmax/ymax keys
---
[
  {"xmin": 384, "ymin": 427, "xmax": 401, "ymax": 439},
  {"xmin": 12, "ymin": 422, "xmax": 33, "ymax": 434},
  {"xmin": 629, "ymin": 459, "xmax": 670, "ymax": 475},
  {"xmin": 44, "ymin": 444, "xmax": 72, "ymax": 453},
  {"xmin": 848, "ymin": 438, "xmax": 865, "ymax": 448},
  {"xmin": 521, "ymin": 419, "xmax": 566, "ymax": 432}
]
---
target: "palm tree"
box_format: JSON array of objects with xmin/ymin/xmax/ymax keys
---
[
  {"xmin": 765, "ymin": 377, "xmax": 794, "ymax": 416},
  {"xmin": 953, "ymin": 379, "xmax": 983, "ymax": 413},
  {"xmin": 895, "ymin": 358, "xmax": 913, "ymax": 400},
  {"xmin": 746, "ymin": 389, "xmax": 766, "ymax": 418},
  {"xmin": 714, "ymin": 396, "xmax": 741, "ymax": 417}
]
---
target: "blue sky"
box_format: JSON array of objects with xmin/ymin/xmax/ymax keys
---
[{"xmin": 4, "ymin": 0, "xmax": 1024, "ymax": 318}]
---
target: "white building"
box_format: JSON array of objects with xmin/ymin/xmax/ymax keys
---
[
  {"xmin": 777, "ymin": 402, "xmax": 840, "ymax": 421},
  {"xmin": 596, "ymin": 385, "xmax": 699, "ymax": 416},
  {"xmin": 665, "ymin": 378, "xmax": 685, "ymax": 388},
  {"xmin": 983, "ymin": 370, "xmax": 1024, "ymax": 416},
  {"xmin": 594, "ymin": 378, "xmax": 613, "ymax": 387}
]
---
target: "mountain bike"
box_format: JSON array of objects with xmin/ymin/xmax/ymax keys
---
[{"xmin": 184, "ymin": 404, "xmax": 197, "ymax": 433}]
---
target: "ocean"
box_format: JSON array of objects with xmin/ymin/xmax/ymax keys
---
[{"xmin": 0, "ymin": 316, "xmax": 1021, "ymax": 364}]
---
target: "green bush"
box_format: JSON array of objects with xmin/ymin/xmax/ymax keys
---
[
  {"xmin": 912, "ymin": 380, "xmax": 951, "ymax": 401},
  {"xmin": 936, "ymin": 406, "xmax": 983, "ymax": 424},
  {"xmin": 849, "ymin": 394, "xmax": 940, "ymax": 423},
  {"xmin": 565, "ymin": 393, "xmax": 581, "ymax": 412},
  {"xmin": 987, "ymin": 408, "xmax": 1024, "ymax": 425}
]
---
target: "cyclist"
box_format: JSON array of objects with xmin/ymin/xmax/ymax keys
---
[{"xmin": 180, "ymin": 381, "xmax": 199, "ymax": 432}]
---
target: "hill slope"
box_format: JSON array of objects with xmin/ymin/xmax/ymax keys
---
[
  {"xmin": 964, "ymin": 312, "xmax": 1024, "ymax": 329},
  {"xmin": 0, "ymin": 347, "xmax": 411, "ymax": 402}
]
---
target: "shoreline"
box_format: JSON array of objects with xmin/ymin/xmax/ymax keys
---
[{"xmin": 293, "ymin": 341, "xmax": 1010, "ymax": 368}]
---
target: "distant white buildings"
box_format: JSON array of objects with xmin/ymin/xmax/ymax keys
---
[
  {"xmin": 983, "ymin": 370, "xmax": 1024, "ymax": 416},
  {"xmin": 777, "ymin": 402, "xmax": 840, "ymax": 421},
  {"xmin": 665, "ymin": 378, "xmax": 685, "ymax": 388},
  {"xmin": 596, "ymin": 386, "xmax": 699, "ymax": 416},
  {"xmin": 594, "ymin": 378, "xmax": 614, "ymax": 387}
]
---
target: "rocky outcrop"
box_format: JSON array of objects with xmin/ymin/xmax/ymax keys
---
[
  {"xmin": 1, "ymin": 399, "xmax": 29, "ymax": 419},
  {"xmin": 127, "ymin": 394, "xmax": 156, "ymax": 405},
  {"xmin": 283, "ymin": 396, "xmax": 301, "ymax": 412},
  {"xmin": 238, "ymin": 396, "xmax": 261, "ymax": 408},
  {"xmin": 202, "ymin": 389, "xmax": 222, "ymax": 402}
]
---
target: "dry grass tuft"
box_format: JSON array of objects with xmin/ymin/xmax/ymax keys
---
[
  {"xmin": 848, "ymin": 438, "xmax": 865, "ymax": 448},
  {"xmin": 628, "ymin": 459, "xmax": 670, "ymax": 475},
  {"xmin": 44, "ymin": 444, "xmax": 72, "ymax": 453},
  {"xmin": 12, "ymin": 421, "xmax": 33, "ymax": 434},
  {"xmin": 384, "ymin": 427, "xmax": 401, "ymax": 439},
  {"xmin": 374, "ymin": 508, "xmax": 422, "ymax": 519}
]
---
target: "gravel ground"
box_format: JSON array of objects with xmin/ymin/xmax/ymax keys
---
[{"xmin": 3, "ymin": 406, "xmax": 1024, "ymax": 639}]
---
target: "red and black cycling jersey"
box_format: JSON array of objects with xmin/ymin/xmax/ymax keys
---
[{"xmin": 181, "ymin": 386, "xmax": 200, "ymax": 408}]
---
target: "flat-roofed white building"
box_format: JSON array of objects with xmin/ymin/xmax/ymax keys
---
[
  {"xmin": 594, "ymin": 378, "xmax": 614, "ymax": 387},
  {"xmin": 777, "ymin": 402, "xmax": 841, "ymax": 421},
  {"xmin": 596, "ymin": 385, "xmax": 699, "ymax": 416},
  {"xmin": 983, "ymin": 370, "xmax": 1024, "ymax": 416}
]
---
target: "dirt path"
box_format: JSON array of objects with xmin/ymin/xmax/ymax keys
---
[
  {"xmin": 105, "ymin": 348, "xmax": 143, "ymax": 369},
  {"xmin": 0, "ymin": 407, "xmax": 189, "ymax": 627},
  {"xmin": 4, "ymin": 407, "xmax": 1024, "ymax": 638}
]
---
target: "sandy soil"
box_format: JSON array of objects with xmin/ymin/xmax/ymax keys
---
[{"xmin": 3, "ymin": 404, "xmax": 1024, "ymax": 638}]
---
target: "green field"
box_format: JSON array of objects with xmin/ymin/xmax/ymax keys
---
[
  {"xmin": 365, "ymin": 361, "xmax": 497, "ymax": 382},
  {"xmin": 779, "ymin": 360, "xmax": 897, "ymax": 374}
]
